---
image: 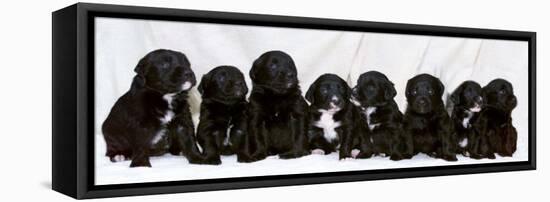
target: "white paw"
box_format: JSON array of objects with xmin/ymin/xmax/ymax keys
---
[
  {"xmin": 380, "ymin": 153, "xmax": 387, "ymax": 157},
  {"xmin": 351, "ymin": 149, "xmax": 360, "ymax": 158},
  {"xmin": 340, "ymin": 157, "xmax": 354, "ymax": 161},
  {"xmin": 312, "ymin": 149, "xmax": 325, "ymax": 155},
  {"xmin": 113, "ymin": 155, "xmax": 125, "ymax": 162}
]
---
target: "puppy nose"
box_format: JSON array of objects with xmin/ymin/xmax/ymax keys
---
[
  {"xmin": 331, "ymin": 96, "xmax": 341, "ymax": 105},
  {"xmin": 509, "ymin": 96, "xmax": 517, "ymax": 106},
  {"xmin": 418, "ymin": 99, "xmax": 427, "ymax": 106},
  {"xmin": 475, "ymin": 96, "xmax": 483, "ymax": 103}
]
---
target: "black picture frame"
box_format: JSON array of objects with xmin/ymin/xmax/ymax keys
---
[{"xmin": 52, "ymin": 2, "xmax": 536, "ymax": 199}]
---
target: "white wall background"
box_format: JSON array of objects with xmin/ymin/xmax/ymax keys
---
[
  {"xmin": 94, "ymin": 17, "xmax": 528, "ymax": 185},
  {"xmin": 0, "ymin": 0, "xmax": 547, "ymax": 201}
]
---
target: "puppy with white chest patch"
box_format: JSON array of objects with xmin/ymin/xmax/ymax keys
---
[
  {"xmin": 352, "ymin": 71, "xmax": 413, "ymax": 160},
  {"xmin": 196, "ymin": 66, "xmax": 249, "ymax": 164},
  {"xmin": 102, "ymin": 49, "xmax": 203, "ymax": 167},
  {"xmin": 306, "ymin": 74, "xmax": 359, "ymax": 159},
  {"xmin": 449, "ymin": 81, "xmax": 484, "ymax": 157}
]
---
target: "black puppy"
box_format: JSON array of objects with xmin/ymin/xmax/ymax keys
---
[
  {"xmin": 403, "ymin": 74, "xmax": 457, "ymax": 161},
  {"xmin": 102, "ymin": 49, "xmax": 203, "ymax": 167},
  {"xmin": 245, "ymin": 50, "xmax": 310, "ymax": 162},
  {"xmin": 306, "ymin": 74, "xmax": 358, "ymax": 159},
  {"xmin": 351, "ymin": 71, "xmax": 412, "ymax": 160},
  {"xmin": 196, "ymin": 66, "xmax": 249, "ymax": 164},
  {"xmin": 472, "ymin": 79, "xmax": 517, "ymax": 158},
  {"xmin": 449, "ymin": 81, "xmax": 484, "ymax": 157}
]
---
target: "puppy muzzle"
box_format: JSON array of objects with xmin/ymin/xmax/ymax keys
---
[
  {"xmin": 180, "ymin": 81, "xmax": 193, "ymax": 91},
  {"xmin": 412, "ymin": 97, "xmax": 432, "ymax": 114},
  {"xmin": 507, "ymin": 96, "xmax": 517, "ymax": 110}
]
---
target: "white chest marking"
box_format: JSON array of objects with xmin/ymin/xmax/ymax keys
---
[
  {"xmin": 151, "ymin": 93, "xmax": 177, "ymax": 145},
  {"xmin": 363, "ymin": 107, "xmax": 380, "ymax": 130},
  {"xmin": 462, "ymin": 110, "xmax": 475, "ymax": 129},
  {"xmin": 314, "ymin": 109, "xmax": 341, "ymax": 142},
  {"xmin": 459, "ymin": 138, "xmax": 468, "ymax": 148},
  {"xmin": 159, "ymin": 93, "xmax": 176, "ymax": 124},
  {"xmin": 224, "ymin": 119, "xmax": 234, "ymax": 146},
  {"xmin": 181, "ymin": 81, "xmax": 192, "ymax": 91}
]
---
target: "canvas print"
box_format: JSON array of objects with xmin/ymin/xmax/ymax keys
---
[{"xmin": 94, "ymin": 17, "xmax": 528, "ymax": 185}]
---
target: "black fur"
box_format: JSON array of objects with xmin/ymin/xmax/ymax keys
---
[
  {"xmin": 102, "ymin": 49, "xmax": 203, "ymax": 167},
  {"xmin": 352, "ymin": 71, "xmax": 412, "ymax": 160},
  {"xmin": 471, "ymin": 79, "xmax": 517, "ymax": 159},
  {"xmin": 305, "ymin": 74, "xmax": 359, "ymax": 159},
  {"xmin": 449, "ymin": 81, "xmax": 484, "ymax": 157},
  {"xmin": 243, "ymin": 50, "xmax": 310, "ymax": 162},
  {"xmin": 403, "ymin": 74, "xmax": 457, "ymax": 161},
  {"xmin": 196, "ymin": 66, "xmax": 249, "ymax": 164}
]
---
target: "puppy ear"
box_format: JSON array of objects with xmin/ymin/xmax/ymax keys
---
[
  {"xmin": 197, "ymin": 72, "xmax": 212, "ymax": 95},
  {"xmin": 242, "ymin": 78, "xmax": 249, "ymax": 96},
  {"xmin": 351, "ymin": 86, "xmax": 359, "ymax": 99},
  {"xmin": 288, "ymin": 57, "xmax": 297, "ymax": 74},
  {"xmin": 130, "ymin": 76, "xmax": 146, "ymax": 94},
  {"xmin": 343, "ymin": 82, "xmax": 352, "ymax": 99},
  {"xmin": 134, "ymin": 57, "xmax": 149, "ymax": 76},
  {"xmin": 450, "ymin": 85, "xmax": 462, "ymax": 104},
  {"xmin": 249, "ymin": 56, "xmax": 263, "ymax": 82},
  {"xmin": 384, "ymin": 80, "xmax": 397, "ymax": 100},
  {"xmin": 436, "ymin": 78, "xmax": 445, "ymax": 97},
  {"xmin": 481, "ymin": 85, "xmax": 490, "ymax": 100},
  {"xmin": 305, "ymin": 80, "xmax": 317, "ymax": 103},
  {"xmin": 405, "ymin": 79, "xmax": 412, "ymax": 97}
]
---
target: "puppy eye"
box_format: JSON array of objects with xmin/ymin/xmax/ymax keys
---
[
  {"xmin": 499, "ymin": 90, "xmax": 506, "ymax": 95},
  {"xmin": 184, "ymin": 71, "xmax": 194, "ymax": 77},
  {"xmin": 411, "ymin": 90, "xmax": 417, "ymax": 95},
  {"xmin": 428, "ymin": 90, "xmax": 433, "ymax": 95}
]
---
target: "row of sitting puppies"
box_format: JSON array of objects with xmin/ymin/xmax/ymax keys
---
[{"xmin": 102, "ymin": 49, "xmax": 517, "ymax": 167}]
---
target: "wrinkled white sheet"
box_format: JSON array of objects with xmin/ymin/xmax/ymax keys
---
[{"xmin": 94, "ymin": 17, "xmax": 529, "ymax": 185}]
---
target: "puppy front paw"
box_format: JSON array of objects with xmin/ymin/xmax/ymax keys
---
[
  {"xmin": 339, "ymin": 153, "xmax": 352, "ymax": 160},
  {"xmin": 238, "ymin": 153, "xmax": 266, "ymax": 163},
  {"xmin": 351, "ymin": 149, "xmax": 360, "ymax": 158},
  {"xmin": 497, "ymin": 152, "xmax": 513, "ymax": 157},
  {"xmin": 130, "ymin": 158, "xmax": 151, "ymax": 167},
  {"xmin": 187, "ymin": 157, "xmax": 205, "ymax": 165},
  {"xmin": 202, "ymin": 157, "xmax": 222, "ymax": 165},
  {"xmin": 442, "ymin": 155, "xmax": 458, "ymax": 162},
  {"xmin": 355, "ymin": 151, "xmax": 373, "ymax": 159},
  {"xmin": 237, "ymin": 156, "xmax": 256, "ymax": 163},
  {"xmin": 279, "ymin": 150, "xmax": 309, "ymax": 159},
  {"xmin": 339, "ymin": 157, "xmax": 354, "ymax": 161},
  {"xmin": 110, "ymin": 154, "xmax": 127, "ymax": 162},
  {"xmin": 311, "ymin": 149, "xmax": 325, "ymax": 155},
  {"xmin": 390, "ymin": 154, "xmax": 405, "ymax": 161}
]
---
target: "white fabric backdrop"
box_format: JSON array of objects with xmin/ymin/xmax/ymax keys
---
[{"xmin": 94, "ymin": 17, "xmax": 528, "ymax": 185}]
